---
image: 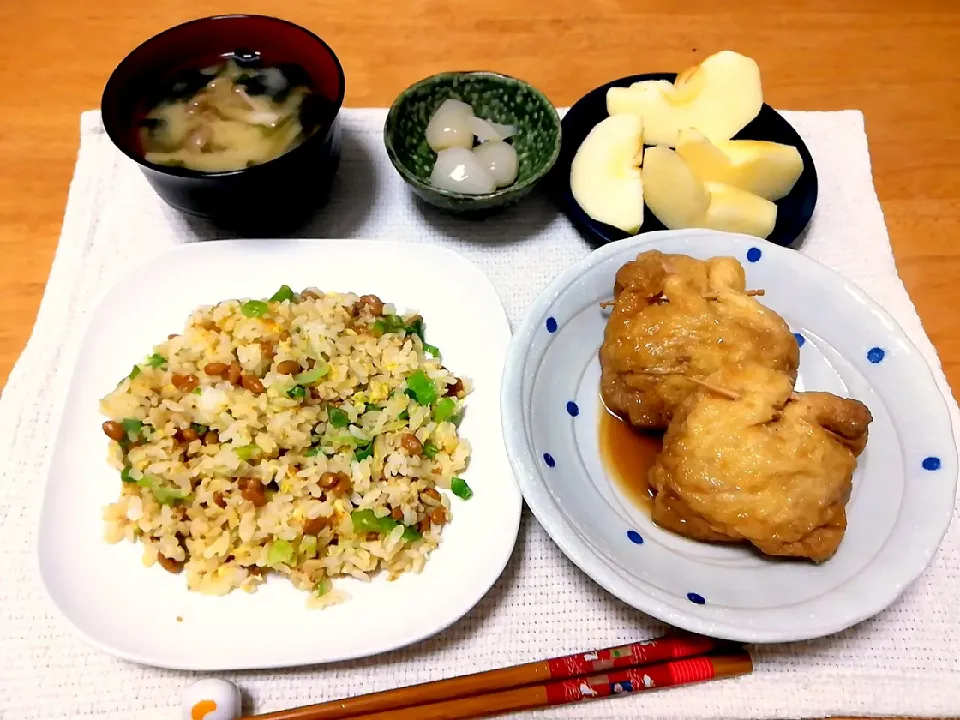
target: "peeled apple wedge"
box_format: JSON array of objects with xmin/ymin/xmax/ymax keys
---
[
  {"xmin": 639, "ymin": 146, "xmax": 710, "ymax": 230},
  {"xmin": 570, "ymin": 114, "xmax": 645, "ymax": 234},
  {"xmin": 641, "ymin": 146, "xmax": 777, "ymax": 239},
  {"xmin": 675, "ymin": 128, "xmax": 803, "ymax": 201},
  {"xmin": 700, "ymin": 182, "xmax": 778, "ymax": 239},
  {"xmin": 606, "ymin": 50, "xmax": 763, "ymax": 146}
]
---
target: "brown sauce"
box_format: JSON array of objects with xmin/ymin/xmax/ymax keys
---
[{"xmin": 598, "ymin": 400, "xmax": 663, "ymax": 511}]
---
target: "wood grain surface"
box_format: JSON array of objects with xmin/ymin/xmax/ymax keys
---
[{"xmin": 0, "ymin": 1, "xmax": 956, "ymax": 716}]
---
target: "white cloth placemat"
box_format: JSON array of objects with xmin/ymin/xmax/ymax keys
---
[{"xmin": 1, "ymin": 108, "xmax": 958, "ymax": 720}]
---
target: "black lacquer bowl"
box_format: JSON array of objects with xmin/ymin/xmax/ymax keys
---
[{"xmin": 101, "ymin": 14, "xmax": 345, "ymax": 232}]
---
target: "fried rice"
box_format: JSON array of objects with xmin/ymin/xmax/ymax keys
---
[{"xmin": 100, "ymin": 286, "xmax": 472, "ymax": 607}]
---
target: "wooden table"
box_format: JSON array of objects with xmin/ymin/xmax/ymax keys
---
[{"xmin": 0, "ymin": 0, "xmax": 955, "ymax": 716}]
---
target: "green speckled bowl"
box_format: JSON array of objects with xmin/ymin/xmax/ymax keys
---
[{"xmin": 384, "ymin": 71, "xmax": 562, "ymax": 214}]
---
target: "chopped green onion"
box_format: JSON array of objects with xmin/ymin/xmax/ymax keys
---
[
  {"xmin": 191, "ymin": 387, "xmax": 202, "ymax": 395},
  {"xmin": 315, "ymin": 578, "xmax": 330, "ymax": 596},
  {"xmin": 405, "ymin": 317, "xmax": 424, "ymax": 340},
  {"xmin": 451, "ymin": 477, "xmax": 473, "ymax": 500},
  {"xmin": 304, "ymin": 445, "xmax": 323, "ymax": 457},
  {"xmin": 350, "ymin": 509, "xmax": 385, "ymax": 533},
  {"xmin": 385, "ymin": 314, "xmax": 407, "ymax": 331},
  {"xmin": 267, "ymin": 538, "xmax": 295, "ymax": 567},
  {"xmin": 330, "ymin": 433, "xmax": 360, "ymax": 446},
  {"xmin": 422, "ymin": 343, "xmax": 441, "ymax": 358},
  {"xmin": 372, "ymin": 315, "xmax": 406, "ymax": 336},
  {"xmin": 235, "ymin": 444, "xmax": 261, "ymax": 461},
  {"xmin": 270, "ymin": 285, "xmax": 295, "ymax": 303},
  {"xmin": 121, "ymin": 418, "xmax": 143, "ymax": 441},
  {"xmin": 128, "ymin": 365, "xmax": 142, "ymax": 380},
  {"xmin": 355, "ymin": 443, "xmax": 374, "ymax": 461},
  {"xmin": 146, "ymin": 353, "xmax": 166, "ymax": 368},
  {"xmin": 406, "ymin": 370, "xmax": 437, "ymax": 406},
  {"xmin": 433, "ymin": 397, "xmax": 457, "ymax": 423},
  {"xmin": 120, "ymin": 466, "xmax": 137, "ymax": 484},
  {"xmin": 299, "ymin": 535, "xmax": 317, "ymax": 559},
  {"xmin": 350, "ymin": 509, "xmax": 420, "ymax": 542},
  {"xmin": 136, "ymin": 476, "xmax": 188, "ymax": 505},
  {"xmin": 401, "ymin": 526, "xmax": 422, "ymax": 542},
  {"xmin": 241, "ymin": 300, "xmax": 269, "ymax": 318},
  {"xmin": 286, "ymin": 385, "xmax": 307, "ymax": 400},
  {"xmin": 293, "ymin": 366, "xmax": 329, "ymax": 385},
  {"xmin": 327, "ymin": 407, "xmax": 349, "ymax": 428},
  {"xmin": 152, "ymin": 485, "xmax": 189, "ymax": 505},
  {"xmin": 422, "ymin": 441, "xmax": 439, "ymax": 460}
]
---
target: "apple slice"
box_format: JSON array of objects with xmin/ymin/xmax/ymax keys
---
[
  {"xmin": 639, "ymin": 145, "xmax": 711, "ymax": 230},
  {"xmin": 606, "ymin": 50, "xmax": 763, "ymax": 146},
  {"xmin": 675, "ymin": 128, "xmax": 803, "ymax": 200},
  {"xmin": 641, "ymin": 146, "xmax": 777, "ymax": 238},
  {"xmin": 570, "ymin": 114, "xmax": 645, "ymax": 234},
  {"xmin": 701, "ymin": 182, "xmax": 777, "ymax": 238}
]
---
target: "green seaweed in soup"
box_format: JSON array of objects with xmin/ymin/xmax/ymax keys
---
[{"xmin": 140, "ymin": 57, "xmax": 314, "ymax": 173}]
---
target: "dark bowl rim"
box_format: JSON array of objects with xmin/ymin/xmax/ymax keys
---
[
  {"xmin": 99, "ymin": 13, "xmax": 346, "ymax": 179},
  {"xmin": 383, "ymin": 70, "xmax": 563, "ymax": 201}
]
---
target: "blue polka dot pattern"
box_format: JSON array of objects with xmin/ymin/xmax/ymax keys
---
[
  {"xmin": 922, "ymin": 456, "xmax": 941, "ymax": 471},
  {"xmin": 543, "ymin": 453, "xmax": 556, "ymax": 468},
  {"xmin": 566, "ymin": 401, "xmax": 580, "ymax": 417},
  {"xmin": 794, "ymin": 332, "xmax": 805, "ymax": 347},
  {"xmin": 687, "ymin": 592, "xmax": 706, "ymax": 605},
  {"xmin": 746, "ymin": 247, "xmax": 762, "ymax": 262},
  {"xmin": 545, "ymin": 317, "xmax": 558, "ymax": 333},
  {"xmin": 626, "ymin": 530, "xmax": 644, "ymax": 544},
  {"xmin": 867, "ymin": 347, "xmax": 886, "ymax": 364}
]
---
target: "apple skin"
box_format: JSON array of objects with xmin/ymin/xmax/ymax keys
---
[
  {"xmin": 676, "ymin": 128, "xmax": 804, "ymax": 201},
  {"xmin": 606, "ymin": 50, "xmax": 763, "ymax": 146},
  {"xmin": 570, "ymin": 114, "xmax": 645, "ymax": 234}
]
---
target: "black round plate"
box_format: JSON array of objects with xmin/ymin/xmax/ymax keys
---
[{"xmin": 549, "ymin": 73, "xmax": 818, "ymax": 249}]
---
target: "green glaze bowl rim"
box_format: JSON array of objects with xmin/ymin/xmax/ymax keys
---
[{"xmin": 383, "ymin": 70, "xmax": 562, "ymax": 202}]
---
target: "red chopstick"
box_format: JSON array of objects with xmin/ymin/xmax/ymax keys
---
[
  {"xmin": 339, "ymin": 652, "xmax": 753, "ymax": 719},
  {"xmin": 245, "ymin": 632, "xmax": 721, "ymax": 719}
]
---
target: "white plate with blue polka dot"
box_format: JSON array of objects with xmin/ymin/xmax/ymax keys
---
[{"xmin": 501, "ymin": 229, "xmax": 957, "ymax": 643}]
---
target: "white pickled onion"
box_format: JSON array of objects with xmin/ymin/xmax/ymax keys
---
[
  {"xmin": 430, "ymin": 147, "xmax": 497, "ymax": 194},
  {"xmin": 425, "ymin": 99, "xmax": 475, "ymax": 151},
  {"xmin": 472, "ymin": 140, "xmax": 519, "ymax": 188},
  {"xmin": 469, "ymin": 116, "xmax": 517, "ymax": 142}
]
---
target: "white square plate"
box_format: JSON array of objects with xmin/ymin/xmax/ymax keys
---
[{"xmin": 38, "ymin": 238, "xmax": 520, "ymax": 670}]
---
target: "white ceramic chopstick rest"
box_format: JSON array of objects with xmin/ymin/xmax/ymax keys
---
[{"xmin": 182, "ymin": 678, "xmax": 241, "ymax": 720}]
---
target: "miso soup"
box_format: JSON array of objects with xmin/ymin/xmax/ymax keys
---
[{"xmin": 140, "ymin": 51, "xmax": 319, "ymax": 173}]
